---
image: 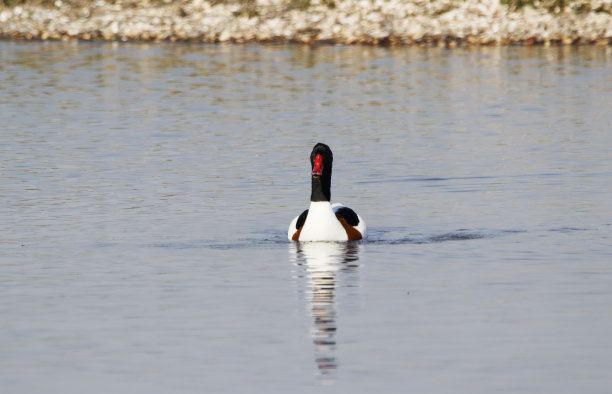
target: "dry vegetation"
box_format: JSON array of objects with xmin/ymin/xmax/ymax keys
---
[
  {"xmin": 2, "ymin": 0, "xmax": 610, "ymax": 13},
  {"xmin": 1, "ymin": 0, "xmax": 610, "ymax": 45}
]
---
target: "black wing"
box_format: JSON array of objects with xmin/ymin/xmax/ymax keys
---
[
  {"xmin": 296, "ymin": 209, "xmax": 309, "ymax": 229},
  {"xmin": 334, "ymin": 207, "xmax": 360, "ymax": 227}
]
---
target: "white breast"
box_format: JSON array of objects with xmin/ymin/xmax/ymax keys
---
[{"xmin": 298, "ymin": 201, "xmax": 348, "ymax": 242}]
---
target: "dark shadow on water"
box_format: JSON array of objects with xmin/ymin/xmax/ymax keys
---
[
  {"xmin": 355, "ymin": 172, "xmax": 564, "ymax": 185},
  {"xmin": 363, "ymin": 228, "xmax": 526, "ymax": 245},
  {"xmin": 548, "ymin": 227, "xmax": 590, "ymax": 233},
  {"xmin": 146, "ymin": 235, "xmax": 289, "ymax": 250},
  {"xmin": 356, "ymin": 175, "xmax": 495, "ymax": 184}
]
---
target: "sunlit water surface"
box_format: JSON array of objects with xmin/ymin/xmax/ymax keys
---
[{"xmin": 1, "ymin": 41, "xmax": 611, "ymax": 393}]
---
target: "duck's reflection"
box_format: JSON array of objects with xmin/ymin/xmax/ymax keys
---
[{"xmin": 290, "ymin": 241, "xmax": 361, "ymax": 378}]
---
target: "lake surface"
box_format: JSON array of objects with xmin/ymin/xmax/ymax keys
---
[{"xmin": 1, "ymin": 41, "xmax": 611, "ymax": 393}]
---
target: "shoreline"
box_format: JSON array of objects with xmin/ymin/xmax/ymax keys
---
[{"xmin": 1, "ymin": 0, "xmax": 611, "ymax": 46}]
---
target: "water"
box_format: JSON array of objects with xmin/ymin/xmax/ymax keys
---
[{"xmin": 1, "ymin": 41, "xmax": 611, "ymax": 393}]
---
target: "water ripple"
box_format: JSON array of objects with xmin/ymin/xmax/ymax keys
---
[
  {"xmin": 142, "ymin": 229, "xmax": 527, "ymax": 249},
  {"xmin": 363, "ymin": 228, "xmax": 526, "ymax": 245}
]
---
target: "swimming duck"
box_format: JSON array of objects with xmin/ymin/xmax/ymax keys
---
[{"xmin": 288, "ymin": 143, "xmax": 366, "ymax": 242}]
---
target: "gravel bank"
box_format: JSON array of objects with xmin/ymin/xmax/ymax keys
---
[{"xmin": 1, "ymin": 0, "xmax": 611, "ymax": 45}]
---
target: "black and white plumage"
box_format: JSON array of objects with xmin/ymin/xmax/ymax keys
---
[{"xmin": 288, "ymin": 143, "xmax": 366, "ymax": 242}]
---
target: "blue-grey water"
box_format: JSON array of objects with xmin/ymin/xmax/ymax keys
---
[{"xmin": 1, "ymin": 41, "xmax": 611, "ymax": 393}]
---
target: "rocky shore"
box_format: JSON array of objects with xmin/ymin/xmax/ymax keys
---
[{"xmin": 1, "ymin": 0, "xmax": 611, "ymax": 45}]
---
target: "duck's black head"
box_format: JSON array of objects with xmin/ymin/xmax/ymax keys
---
[{"xmin": 310, "ymin": 143, "xmax": 333, "ymax": 202}]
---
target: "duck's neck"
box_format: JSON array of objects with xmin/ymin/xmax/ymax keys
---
[{"xmin": 311, "ymin": 175, "xmax": 331, "ymax": 202}]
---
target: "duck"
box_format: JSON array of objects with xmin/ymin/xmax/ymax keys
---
[{"xmin": 288, "ymin": 143, "xmax": 366, "ymax": 242}]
